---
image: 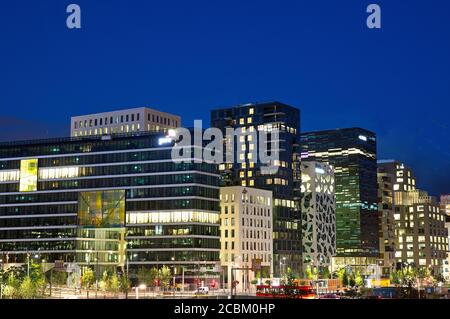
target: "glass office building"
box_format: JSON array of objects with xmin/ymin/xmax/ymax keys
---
[
  {"xmin": 211, "ymin": 101, "xmax": 302, "ymax": 276},
  {"xmin": 301, "ymin": 128, "xmax": 379, "ymax": 272},
  {"xmin": 0, "ymin": 131, "xmax": 220, "ymax": 283}
]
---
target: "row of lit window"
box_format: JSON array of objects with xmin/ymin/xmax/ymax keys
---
[
  {"xmin": 393, "ymin": 184, "xmax": 415, "ymax": 191},
  {"xmin": 266, "ymin": 178, "xmax": 289, "ymax": 186},
  {"xmin": 395, "ymin": 257, "xmax": 442, "ymax": 266},
  {"xmin": 74, "ymin": 124, "xmax": 141, "ymax": 136},
  {"xmin": 399, "ymin": 235, "xmax": 447, "ymax": 244},
  {"xmin": 126, "ymin": 211, "xmax": 219, "ymax": 224},
  {"xmin": 74, "ymin": 113, "xmax": 178, "ymax": 129},
  {"xmin": 0, "ymin": 170, "xmax": 20, "ymax": 182},
  {"xmin": 75, "ymin": 113, "xmax": 141, "ymax": 128},
  {"xmin": 274, "ymin": 198, "xmax": 296, "ymax": 208},
  {"xmin": 220, "ymin": 194, "xmax": 271, "ymax": 206},
  {"xmin": 39, "ymin": 167, "xmax": 79, "ymax": 180}
]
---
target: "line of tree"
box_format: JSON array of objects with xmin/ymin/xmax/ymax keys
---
[
  {"xmin": 136, "ymin": 266, "xmax": 172, "ymax": 289},
  {"xmin": 0, "ymin": 262, "xmax": 46, "ymax": 299}
]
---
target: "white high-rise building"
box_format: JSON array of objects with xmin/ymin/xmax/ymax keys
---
[
  {"xmin": 300, "ymin": 161, "xmax": 336, "ymax": 274},
  {"xmin": 219, "ymin": 186, "xmax": 273, "ymax": 293},
  {"xmin": 70, "ymin": 107, "xmax": 181, "ymax": 137}
]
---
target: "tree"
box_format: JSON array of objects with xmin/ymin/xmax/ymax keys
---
[
  {"xmin": 283, "ymin": 268, "xmax": 297, "ymax": 298},
  {"xmin": 81, "ymin": 268, "xmax": 95, "ymax": 299},
  {"xmin": 355, "ymin": 271, "xmax": 364, "ymax": 287},
  {"xmin": 52, "ymin": 271, "xmax": 68, "ymax": 286},
  {"xmin": 99, "ymin": 271, "xmax": 110, "ymax": 295},
  {"xmin": 3, "ymin": 272, "xmax": 19, "ymax": 299},
  {"xmin": 149, "ymin": 267, "xmax": 159, "ymax": 287},
  {"xmin": 304, "ymin": 266, "xmax": 318, "ymax": 280},
  {"xmin": 341, "ymin": 272, "xmax": 349, "ymax": 287},
  {"xmin": 137, "ymin": 267, "xmax": 157, "ymax": 286},
  {"xmin": 120, "ymin": 274, "xmax": 130, "ymax": 298},
  {"xmin": 159, "ymin": 266, "xmax": 172, "ymax": 290},
  {"xmin": 19, "ymin": 277, "xmax": 36, "ymax": 299},
  {"xmin": 321, "ymin": 267, "xmax": 331, "ymax": 279},
  {"xmin": 305, "ymin": 266, "xmax": 313, "ymax": 280},
  {"xmin": 349, "ymin": 275, "xmax": 356, "ymax": 288},
  {"xmin": 390, "ymin": 270, "xmax": 401, "ymax": 286},
  {"xmin": 109, "ymin": 273, "xmax": 120, "ymax": 296}
]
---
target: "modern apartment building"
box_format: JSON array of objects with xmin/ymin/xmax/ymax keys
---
[
  {"xmin": 440, "ymin": 195, "xmax": 450, "ymax": 281},
  {"xmin": 378, "ymin": 161, "xmax": 448, "ymax": 275},
  {"xmin": 301, "ymin": 128, "xmax": 378, "ymax": 273},
  {"xmin": 70, "ymin": 107, "xmax": 181, "ymax": 137},
  {"xmin": 219, "ymin": 186, "xmax": 273, "ymax": 292},
  {"xmin": 300, "ymin": 161, "xmax": 336, "ymax": 274},
  {"xmin": 0, "ymin": 130, "xmax": 220, "ymax": 285},
  {"xmin": 376, "ymin": 170, "xmax": 396, "ymax": 277},
  {"xmin": 211, "ymin": 101, "xmax": 301, "ymax": 276}
]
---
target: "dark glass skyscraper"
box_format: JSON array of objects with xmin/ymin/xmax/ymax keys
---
[
  {"xmin": 211, "ymin": 101, "xmax": 302, "ymax": 276},
  {"xmin": 0, "ymin": 131, "xmax": 220, "ymax": 284},
  {"xmin": 301, "ymin": 128, "xmax": 378, "ymax": 271}
]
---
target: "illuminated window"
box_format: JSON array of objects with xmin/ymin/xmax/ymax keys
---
[
  {"xmin": 249, "ymin": 108, "xmax": 254, "ymax": 115},
  {"xmin": 39, "ymin": 166, "xmax": 79, "ymax": 180},
  {"xmin": 239, "ymin": 118, "xmax": 245, "ymax": 125},
  {"xmin": 0, "ymin": 170, "xmax": 20, "ymax": 182},
  {"xmin": 19, "ymin": 159, "xmax": 38, "ymax": 192},
  {"xmin": 249, "ymin": 180, "xmax": 254, "ymax": 186},
  {"xmin": 247, "ymin": 117, "xmax": 252, "ymax": 124}
]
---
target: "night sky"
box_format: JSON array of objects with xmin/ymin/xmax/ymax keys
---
[{"xmin": 0, "ymin": 0, "xmax": 449, "ymax": 196}]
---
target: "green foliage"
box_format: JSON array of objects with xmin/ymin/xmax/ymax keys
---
[
  {"xmin": 304, "ymin": 266, "xmax": 318, "ymax": 280},
  {"xmin": 109, "ymin": 273, "xmax": 120, "ymax": 295},
  {"xmin": 137, "ymin": 267, "xmax": 158, "ymax": 286},
  {"xmin": 159, "ymin": 266, "xmax": 172, "ymax": 289},
  {"xmin": 19, "ymin": 276, "xmax": 37, "ymax": 299},
  {"xmin": 355, "ymin": 271, "xmax": 364, "ymax": 287},
  {"xmin": 149, "ymin": 267, "xmax": 159, "ymax": 286},
  {"xmin": 81, "ymin": 268, "xmax": 95, "ymax": 289},
  {"xmin": 342, "ymin": 272, "xmax": 349, "ymax": 287},
  {"xmin": 120, "ymin": 274, "xmax": 130, "ymax": 293},
  {"xmin": 320, "ymin": 267, "xmax": 331, "ymax": 279},
  {"xmin": 99, "ymin": 271, "xmax": 110, "ymax": 293},
  {"xmin": 348, "ymin": 276, "xmax": 356, "ymax": 288},
  {"xmin": 51, "ymin": 271, "xmax": 67, "ymax": 286}
]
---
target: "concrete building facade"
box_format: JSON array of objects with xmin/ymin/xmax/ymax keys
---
[
  {"xmin": 219, "ymin": 186, "xmax": 273, "ymax": 293},
  {"xmin": 71, "ymin": 107, "xmax": 181, "ymax": 137}
]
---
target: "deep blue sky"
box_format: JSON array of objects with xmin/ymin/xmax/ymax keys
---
[{"xmin": 0, "ymin": 0, "xmax": 449, "ymax": 196}]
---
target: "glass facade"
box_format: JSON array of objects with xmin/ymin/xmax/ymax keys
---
[
  {"xmin": 0, "ymin": 132, "xmax": 220, "ymax": 278},
  {"xmin": 301, "ymin": 128, "xmax": 379, "ymax": 258},
  {"xmin": 211, "ymin": 101, "xmax": 302, "ymax": 276}
]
